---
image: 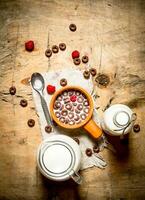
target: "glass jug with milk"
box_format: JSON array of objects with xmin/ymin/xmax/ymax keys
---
[{"xmin": 101, "ymin": 104, "xmax": 137, "ymax": 137}]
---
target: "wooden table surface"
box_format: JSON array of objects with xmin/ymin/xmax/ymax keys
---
[{"xmin": 0, "ymin": 0, "xmax": 145, "ymax": 199}]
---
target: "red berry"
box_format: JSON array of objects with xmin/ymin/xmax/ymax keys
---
[
  {"xmin": 47, "ymin": 85, "xmax": 56, "ymax": 94},
  {"xmin": 72, "ymin": 50, "xmax": 80, "ymax": 59},
  {"xmin": 70, "ymin": 95, "xmax": 77, "ymax": 102},
  {"xmin": 25, "ymin": 40, "xmax": 34, "ymax": 52}
]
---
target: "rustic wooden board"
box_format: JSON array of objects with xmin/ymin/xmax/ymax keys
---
[{"xmin": 0, "ymin": 0, "xmax": 145, "ymax": 199}]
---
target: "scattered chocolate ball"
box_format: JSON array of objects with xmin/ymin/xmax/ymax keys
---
[
  {"xmin": 133, "ymin": 124, "xmax": 140, "ymax": 133},
  {"xmin": 20, "ymin": 99, "xmax": 28, "ymax": 107},
  {"xmin": 75, "ymin": 108, "xmax": 80, "ymax": 114},
  {"xmin": 68, "ymin": 112, "xmax": 74, "ymax": 119},
  {"xmin": 80, "ymin": 113, "xmax": 86, "ymax": 120},
  {"xmin": 64, "ymin": 97, "xmax": 70, "ymax": 104},
  {"xmin": 60, "ymin": 78, "xmax": 67, "ymax": 87},
  {"xmin": 73, "ymin": 137, "xmax": 80, "ymax": 145},
  {"xmin": 77, "ymin": 104, "xmax": 83, "ymax": 111},
  {"xmin": 83, "ymin": 70, "xmax": 90, "ymax": 79},
  {"xmin": 84, "ymin": 107, "xmax": 89, "ymax": 114},
  {"xmin": 52, "ymin": 45, "xmax": 59, "ymax": 53},
  {"xmin": 95, "ymin": 74, "xmax": 110, "ymax": 87},
  {"xmin": 59, "ymin": 43, "xmax": 66, "ymax": 51},
  {"xmin": 69, "ymin": 120, "xmax": 75, "ymax": 125},
  {"xmin": 93, "ymin": 145, "xmax": 100, "ymax": 153},
  {"xmin": 65, "ymin": 118, "xmax": 69, "ymax": 124},
  {"xmin": 74, "ymin": 114, "xmax": 80, "ymax": 121},
  {"xmin": 85, "ymin": 148, "xmax": 92, "ymax": 157},
  {"xmin": 75, "ymin": 91, "xmax": 81, "ymax": 96},
  {"xmin": 59, "ymin": 117, "xmax": 65, "ymax": 123},
  {"xmin": 61, "ymin": 110, "xmax": 68, "ymax": 116},
  {"xmin": 25, "ymin": 40, "xmax": 34, "ymax": 52},
  {"xmin": 45, "ymin": 125, "xmax": 52, "ymax": 133},
  {"xmin": 9, "ymin": 86, "xmax": 16, "ymax": 95},
  {"xmin": 69, "ymin": 90, "xmax": 74, "ymax": 96},
  {"xmin": 57, "ymin": 95, "xmax": 63, "ymax": 101},
  {"xmin": 27, "ymin": 119, "xmax": 35, "ymax": 127},
  {"xmin": 77, "ymin": 96, "xmax": 83, "ymax": 103},
  {"xmin": 73, "ymin": 58, "xmax": 81, "ymax": 65},
  {"xmin": 54, "ymin": 101, "xmax": 61, "ymax": 109},
  {"xmin": 45, "ymin": 49, "xmax": 52, "ymax": 57},
  {"xmin": 69, "ymin": 24, "xmax": 77, "ymax": 32},
  {"xmin": 89, "ymin": 68, "xmax": 97, "ymax": 76},
  {"xmin": 63, "ymin": 91, "xmax": 68, "ymax": 96},
  {"xmin": 55, "ymin": 111, "xmax": 61, "ymax": 118},
  {"xmin": 82, "ymin": 55, "xmax": 89, "ymax": 63},
  {"xmin": 76, "ymin": 120, "xmax": 81, "ymax": 124},
  {"xmin": 83, "ymin": 100, "xmax": 89, "ymax": 106},
  {"xmin": 65, "ymin": 103, "xmax": 72, "ymax": 110},
  {"xmin": 73, "ymin": 102, "xmax": 77, "ymax": 106}
]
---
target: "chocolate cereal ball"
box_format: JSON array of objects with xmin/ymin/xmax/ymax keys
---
[
  {"xmin": 69, "ymin": 24, "xmax": 77, "ymax": 32},
  {"xmin": 83, "ymin": 70, "xmax": 90, "ymax": 79},
  {"xmin": 52, "ymin": 45, "xmax": 59, "ymax": 53}
]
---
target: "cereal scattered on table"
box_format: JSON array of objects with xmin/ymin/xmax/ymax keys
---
[
  {"xmin": 83, "ymin": 70, "xmax": 90, "ymax": 79},
  {"xmin": 20, "ymin": 99, "xmax": 28, "ymax": 107},
  {"xmin": 69, "ymin": 24, "xmax": 77, "ymax": 32},
  {"xmin": 52, "ymin": 45, "xmax": 59, "ymax": 53},
  {"xmin": 9, "ymin": 86, "xmax": 16, "ymax": 95},
  {"xmin": 45, "ymin": 125, "xmax": 52, "ymax": 133},
  {"xmin": 73, "ymin": 58, "xmax": 81, "ymax": 65},
  {"xmin": 27, "ymin": 119, "xmax": 35, "ymax": 127},
  {"xmin": 45, "ymin": 49, "xmax": 52, "ymax": 57},
  {"xmin": 59, "ymin": 43, "xmax": 66, "ymax": 51},
  {"xmin": 82, "ymin": 55, "xmax": 89, "ymax": 63},
  {"xmin": 60, "ymin": 78, "xmax": 67, "ymax": 87},
  {"xmin": 85, "ymin": 148, "xmax": 93, "ymax": 157}
]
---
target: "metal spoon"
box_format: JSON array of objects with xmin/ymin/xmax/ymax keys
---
[{"xmin": 31, "ymin": 72, "xmax": 53, "ymax": 127}]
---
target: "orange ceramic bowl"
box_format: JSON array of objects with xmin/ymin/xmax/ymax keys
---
[{"xmin": 50, "ymin": 86, "xmax": 102, "ymax": 139}]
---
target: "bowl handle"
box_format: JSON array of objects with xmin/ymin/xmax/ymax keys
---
[{"xmin": 83, "ymin": 119, "xmax": 102, "ymax": 139}]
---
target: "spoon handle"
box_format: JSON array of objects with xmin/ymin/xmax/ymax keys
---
[{"xmin": 40, "ymin": 95, "xmax": 53, "ymax": 126}]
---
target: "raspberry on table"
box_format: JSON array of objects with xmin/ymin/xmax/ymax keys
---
[
  {"xmin": 25, "ymin": 40, "xmax": 34, "ymax": 52},
  {"xmin": 72, "ymin": 50, "xmax": 80, "ymax": 59},
  {"xmin": 47, "ymin": 85, "xmax": 56, "ymax": 94}
]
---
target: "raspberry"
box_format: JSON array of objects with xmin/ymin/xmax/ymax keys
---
[
  {"xmin": 25, "ymin": 40, "xmax": 34, "ymax": 52},
  {"xmin": 72, "ymin": 50, "xmax": 80, "ymax": 59},
  {"xmin": 47, "ymin": 85, "xmax": 56, "ymax": 94},
  {"xmin": 70, "ymin": 95, "xmax": 77, "ymax": 102}
]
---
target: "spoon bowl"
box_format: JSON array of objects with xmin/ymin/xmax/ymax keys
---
[{"xmin": 31, "ymin": 72, "xmax": 44, "ymax": 93}]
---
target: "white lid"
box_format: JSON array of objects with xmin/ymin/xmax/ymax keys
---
[
  {"xmin": 114, "ymin": 111, "xmax": 130, "ymax": 127},
  {"xmin": 42, "ymin": 143, "xmax": 72, "ymax": 174}
]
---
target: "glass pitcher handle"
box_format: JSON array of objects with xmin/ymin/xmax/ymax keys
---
[{"xmin": 70, "ymin": 171, "xmax": 82, "ymax": 184}]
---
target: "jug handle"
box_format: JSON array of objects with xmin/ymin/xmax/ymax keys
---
[
  {"xmin": 70, "ymin": 170, "xmax": 82, "ymax": 184},
  {"xmin": 83, "ymin": 119, "xmax": 102, "ymax": 139}
]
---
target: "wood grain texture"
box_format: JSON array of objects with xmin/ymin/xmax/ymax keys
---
[{"xmin": 0, "ymin": 0, "xmax": 145, "ymax": 199}]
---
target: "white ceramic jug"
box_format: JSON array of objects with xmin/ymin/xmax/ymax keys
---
[
  {"xmin": 101, "ymin": 104, "xmax": 137, "ymax": 137},
  {"xmin": 37, "ymin": 135, "xmax": 82, "ymax": 184}
]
